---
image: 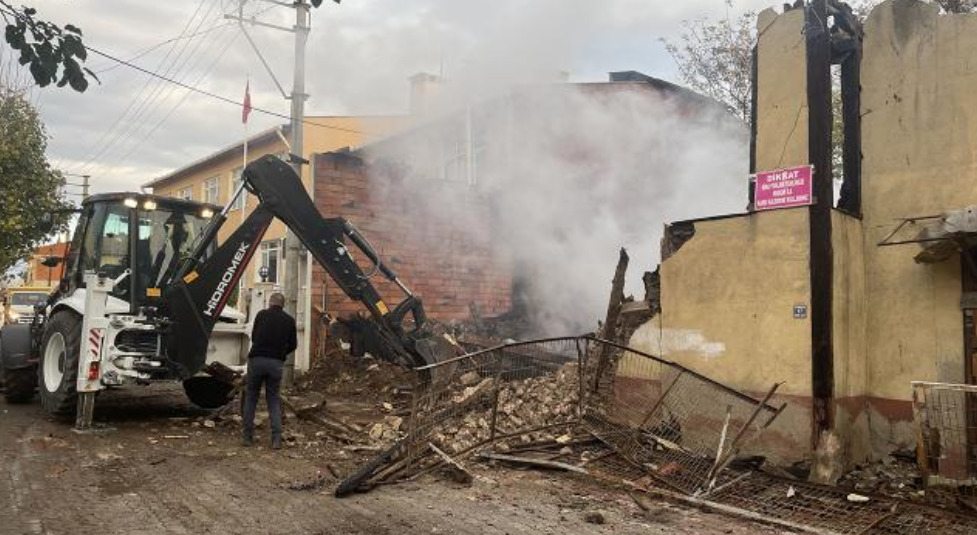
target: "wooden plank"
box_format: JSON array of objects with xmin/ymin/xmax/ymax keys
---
[
  {"xmin": 480, "ymin": 452, "xmax": 589, "ymax": 475},
  {"xmin": 429, "ymin": 443, "xmax": 474, "ymax": 484}
]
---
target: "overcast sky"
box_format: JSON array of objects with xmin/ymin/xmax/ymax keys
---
[{"xmin": 17, "ymin": 0, "xmax": 771, "ymax": 196}]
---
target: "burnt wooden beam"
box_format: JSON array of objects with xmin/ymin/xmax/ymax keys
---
[
  {"xmin": 806, "ymin": 0, "xmax": 836, "ymax": 445},
  {"xmin": 592, "ymin": 248, "xmax": 629, "ymax": 392}
]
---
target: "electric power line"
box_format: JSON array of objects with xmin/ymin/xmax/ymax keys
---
[
  {"xmin": 87, "ymin": 5, "xmax": 231, "ymax": 178},
  {"xmin": 105, "ymin": 27, "xmax": 242, "ymax": 176},
  {"xmin": 78, "ymin": 0, "xmax": 220, "ymax": 175},
  {"xmin": 86, "ymin": 46, "xmax": 370, "ymax": 137},
  {"xmin": 75, "ymin": 0, "xmax": 215, "ymax": 174}
]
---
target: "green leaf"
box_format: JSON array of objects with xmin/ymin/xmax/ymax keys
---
[
  {"xmin": 68, "ymin": 72, "xmax": 88, "ymax": 92},
  {"xmin": 18, "ymin": 46, "xmax": 34, "ymax": 65},
  {"xmin": 29, "ymin": 61, "xmax": 49, "ymax": 87},
  {"xmin": 5, "ymin": 24, "xmax": 25, "ymax": 49},
  {"xmin": 63, "ymin": 35, "xmax": 87, "ymax": 61}
]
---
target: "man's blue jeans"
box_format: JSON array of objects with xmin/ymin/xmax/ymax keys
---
[{"xmin": 242, "ymin": 356, "xmax": 284, "ymax": 441}]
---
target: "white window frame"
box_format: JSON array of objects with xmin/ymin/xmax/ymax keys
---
[
  {"xmin": 255, "ymin": 239, "xmax": 282, "ymax": 284},
  {"xmin": 176, "ymin": 185, "xmax": 193, "ymax": 201},
  {"xmin": 442, "ymin": 139, "xmax": 466, "ymax": 182},
  {"xmin": 203, "ymin": 177, "xmax": 219, "ymax": 205},
  {"xmin": 230, "ymin": 167, "xmax": 247, "ymax": 211}
]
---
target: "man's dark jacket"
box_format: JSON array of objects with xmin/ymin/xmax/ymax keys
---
[{"xmin": 248, "ymin": 305, "xmax": 297, "ymax": 361}]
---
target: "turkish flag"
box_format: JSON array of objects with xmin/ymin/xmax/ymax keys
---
[{"xmin": 242, "ymin": 80, "xmax": 252, "ymax": 124}]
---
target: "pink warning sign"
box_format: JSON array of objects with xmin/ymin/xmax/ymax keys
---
[{"xmin": 753, "ymin": 165, "xmax": 814, "ymax": 211}]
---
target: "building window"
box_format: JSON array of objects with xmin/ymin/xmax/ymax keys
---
[
  {"xmin": 256, "ymin": 239, "xmax": 281, "ymax": 283},
  {"xmin": 176, "ymin": 186, "xmax": 193, "ymax": 201},
  {"xmin": 203, "ymin": 177, "xmax": 219, "ymax": 204},
  {"xmin": 230, "ymin": 167, "xmax": 246, "ymax": 211},
  {"xmin": 442, "ymin": 139, "xmax": 466, "ymax": 182},
  {"xmin": 441, "ymin": 109, "xmax": 481, "ymax": 185}
]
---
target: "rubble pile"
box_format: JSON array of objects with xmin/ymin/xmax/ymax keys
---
[
  {"xmin": 423, "ymin": 306, "xmax": 537, "ymax": 347},
  {"xmin": 294, "ymin": 345, "xmax": 414, "ymax": 406},
  {"xmin": 837, "ymin": 453, "xmax": 926, "ymax": 501},
  {"xmin": 427, "ymin": 362, "xmax": 580, "ymax": 454}
]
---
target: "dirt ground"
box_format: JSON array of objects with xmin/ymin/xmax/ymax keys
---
[{"xmin": 0, "ymin": 383, "xmax": 792, "ymax": 535}]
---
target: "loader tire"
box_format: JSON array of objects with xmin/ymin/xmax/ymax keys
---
[
  {"xmin": 2, "ymin": 324, "xmax": 36, "ymax": 403},
  {"xmin": 38, "ymin": 312, "xmax": 82, "ymax": 420},
  {"xmin": 4, "ymin": 367, "xmax": 36, "ymax": 403}
]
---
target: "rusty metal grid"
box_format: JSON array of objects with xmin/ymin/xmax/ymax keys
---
[
  {"xmin": 580, "ymin": 451, "xmax": 977, "ymax": 535},
  {"xmin": 337, "ymin": 339, "xmax": 977, "ymax": 534},
  {"xmin": 708, "ymin": 475, "xmax": 892, "ymax": 534},
  {"xmin": 581, "ymin": 339, "xmax": 783, "ymax": 496},
  {"xmin": 912, "ymin": 382, "xmax": 977, "ymax": 494},
  {"xmin": 864, "ymin": 504, "xmax": 977, "ymax": 534},
  {"xmin": 339, "ymin": 336, "xmax": 782, "ymax": 489}
]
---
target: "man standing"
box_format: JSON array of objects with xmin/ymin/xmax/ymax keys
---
[{"xmin": 242, "ymin": 292, "xmax": 296, "ymax": 449}]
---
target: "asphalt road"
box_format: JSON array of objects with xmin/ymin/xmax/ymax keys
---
[{"xmin": 0, "ymin": 384, "xmax": 784, "ymax": 535}]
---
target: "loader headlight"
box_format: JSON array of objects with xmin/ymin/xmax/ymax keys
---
[
  {"xmin": 201, "ymin": 208, "xmax": 214, "ymax": 219},
  {"xmin": 123, "ymin": 198, "xmax": 138, "ymax": 208},
  {"xmin": 143, "ymin": 200, "xmax": 157, "ymax": 210}
]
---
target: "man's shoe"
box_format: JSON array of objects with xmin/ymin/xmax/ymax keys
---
[
  {"xmin": 271, "ymin": 436, "xmax": 282, "ymax": 450},
  {"xmin": 242, "ymin": 435, "xmax": 255, "ymax": 447}
]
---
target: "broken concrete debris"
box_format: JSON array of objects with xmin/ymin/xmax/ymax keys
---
[{"xmin": 429, "ymin": 362, "xmax": 580, "ymax": 455}]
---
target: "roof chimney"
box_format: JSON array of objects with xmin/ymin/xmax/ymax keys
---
[{"xmin": 408, "ymin": 72, "xmax": 442, "ymax": 116}]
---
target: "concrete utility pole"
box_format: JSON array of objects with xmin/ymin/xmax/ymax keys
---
[
  {"xmin": 283, "ymin": 0, "xmax": 310, "ymax": 384},
  {"xmin": 226, "ymin": 0, "xmax": 312, "ymax": 384}
]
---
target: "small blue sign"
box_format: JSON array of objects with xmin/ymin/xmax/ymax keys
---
[{"xmin": 793, "ymin": 304, "xmax": 808, "ymax": 319}]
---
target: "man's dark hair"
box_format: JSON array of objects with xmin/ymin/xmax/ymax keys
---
[{"xmin": 268, "ymin": 292, "xmax": 285, "ymax": 307}]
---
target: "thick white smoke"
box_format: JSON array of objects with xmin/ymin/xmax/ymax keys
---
[{"xmin": 363, "ymin": 81, "xmax": 748, "ymax": 336}]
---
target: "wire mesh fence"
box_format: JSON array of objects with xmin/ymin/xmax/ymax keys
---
[
  {"xmin": 580, "ymin": 338, "xmax": 783, "ymax": 496},
  {"xmin": 912, "ymin": 381, "xmax": 977, "ymax": 495},
  {"xmin": 334, "ymin": 340, "xmax": 977, "ymax": 534},
  {"xmin": 402, "ymin": 337, "xmax": 583, "ymax": 475},
  {"xmin": 336, "ymin": 335, "xmax": 784, "ymax": 495}
]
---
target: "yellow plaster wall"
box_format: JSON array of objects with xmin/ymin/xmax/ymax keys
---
[
  {"xmin": 625, "ymin": 209, "xmax": 814, "ymax": 459},
  {"xmin": 861, "ymin": 0, "xmax": 977, "ymax": 404},
  {"xmin": 832, "ymin": 210, "xmax": 870, "ymax": 458},
  {"xmin": 628, "ymin": 209, "xmax": 812, "ymax": 395},
  {"xmin": 755, "ymin": 7, "xmax": 809, "ymax": 173}
]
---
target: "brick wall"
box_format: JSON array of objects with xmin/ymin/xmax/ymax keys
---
[
  {"xmin": 311, "ymin": 152, "xmax": 512, "ymax": 325},
  {"xmin": 27, "ymin": 242, "xmax": 69, "ymax": 288}
]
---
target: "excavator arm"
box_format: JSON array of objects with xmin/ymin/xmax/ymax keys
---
[{"xmin": 162, "ymin": 155, "xmax": 443, "ymax": 379}]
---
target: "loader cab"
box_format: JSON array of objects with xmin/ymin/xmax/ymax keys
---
[{"xmin": 63, "ymin": 194, "xmax": 218, "ymax": 310}]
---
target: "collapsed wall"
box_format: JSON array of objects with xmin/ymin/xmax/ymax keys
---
[{"xmin": 626, "ymin": 210, "xmax": 814, "ymax": 462}]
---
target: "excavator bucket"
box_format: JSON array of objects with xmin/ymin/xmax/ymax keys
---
[{"xmin": 411, "ymin": 333, "xmax": 457, "ymax": 369}]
